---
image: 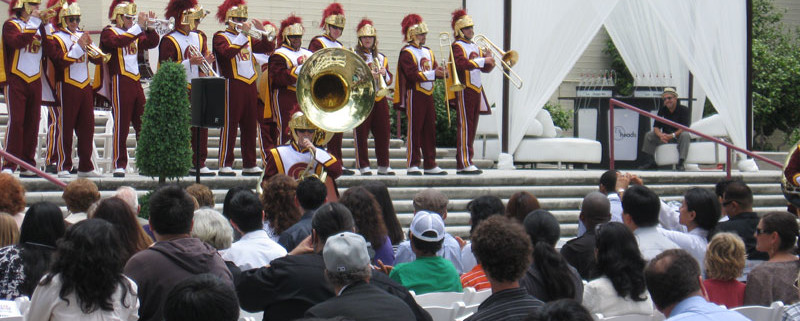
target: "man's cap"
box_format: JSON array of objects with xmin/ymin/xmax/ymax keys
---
[
  {"xmin": 413, "ymin": 188, "xmax": 448, "ymax": 213},
  {"xmin": 662, "ymin": 87, "xmax": 678, "ymax": 97},
  {"xmin": 323, "ymin": 232, "xmax": 370, "ymax": 273},
  {"xmin": 410, "ymin": 210, "xmax": 445, "ymax": 242}
]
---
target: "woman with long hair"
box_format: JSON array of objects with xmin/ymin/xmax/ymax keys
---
[
  {"xmin": 260, "ymin": 174, "xmax": 301, "ymax": 241},
  {"xmin": 0, "ymin": 202, "xmax": 66, "ymax": 299},
  {"xmin": 26, "ymin": 219, "xmax": 139, "ymax": 320},
  {"xmin": 0, "ymin": 214, "xmax": 19, "ymax": 247},
  {"xmin": 361, "ymin": 181, "xmax": 404, "ymax": 245},
  {"xmin": 744, "ymin": 211, "xmax": 800, "ymax": 306},
  {"xmin": 90, "ymin": 197, "xmax": 153, "ymax": 262},
  {"xmin": 520, "ymin": 209, "xmax": 583, "ymax": 302},
  {"xmin": 340, "ymin": 186, "xmax": 393, "ymax": 265},
  {"xmin": 583, "ymin": 222, "xmax": 653, "ymax": 317},
  {"xmin": 506, "ymin": 191, "xmax": 541, "ymax": 223},
  {"xmin": 659, "ymin": 187, "xmax": 720, "ymax": 273}
]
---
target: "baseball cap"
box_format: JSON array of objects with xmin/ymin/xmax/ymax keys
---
[
  {"xmin": 323, "ymin": 232, "xmax": 371, "ymax": 273},
  {"xmin": 410, "ymin": 210, "xmax": 445, "ymax": 242}
]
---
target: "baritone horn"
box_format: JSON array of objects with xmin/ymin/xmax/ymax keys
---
[
  {"xmin": 438, "ymin": 32, "xmax": 465, "ymax": 93},
  {"xmin": 472, "ymin": 34, "xmax": 523, "ymax": 89}
]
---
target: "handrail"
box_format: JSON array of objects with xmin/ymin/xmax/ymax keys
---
[
  {"xmin": 0, "ymin": 149, "xmax": 67, "ymax": 188},
  {"xmin": 608, "ymin": 98, "xmax": 782, "ymax": 178}
]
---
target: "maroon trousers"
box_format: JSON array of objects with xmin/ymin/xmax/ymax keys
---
[
  {"xmin": 57, "ymin": 83, "xmax": 95, "ymax": 172},
  {"xmin": 257, "ymin": 110, "xmax": 279, "ymax": 165},
  {"xmin": 455, "ymin": 89, "xmax": 481, "ymax": 170},
  {"xmin": 273, "ymin": 88, "xmax": 298, "ymax": 144},
  {"xmin": 110, "ymin": 75, "xmax": 145, "ymax": 170},
  {"xmin": 405, "ymin": 90, "xmax": 438, "ymax": 169},
  {"xmin": 44, "ymin": 106, "xmax": 60, "ymax": 166},
  {"xmin": 354, "ymin": 99, "xmax": 391, "ymax": 169},
  {"xmin": 327, "ymin": 133, "xmax": 343, "ymax": 164},
  {"xmin": 219, "ymin": 80, "xmax": 258, "ymax": 169},
  {"xmin": 2, "ymin": 77, "xmax": 42, "ymax": 170}
]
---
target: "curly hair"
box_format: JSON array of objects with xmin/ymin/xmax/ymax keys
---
[
  {"xmin": 506, "ymin": 191, "xmax": 540, "ymax": 223},
  {"xmin": 41, "ymin": 219, "xmax": 133, "ymax": 314},
  {"xmin": 260, "ymin": 174, "xmax": 301, "ymax": 235},
  {"xmin": 595, "ymin": 222, "xmax": 648, "ymax": 301},
  {"xmin": 361, "ymin": 181, "xmax": 404, "ymax": 245},
  {"xmin": 704, "ymin": 232, "xmax": 745, "ymax": 280},
  {"xmin": 340, "ymin": 186, "xmax": 388, "ymax": 249},
  {"xmin": 467, "ymin": 195, "xmax": 504, "ymax": 236},
  {"xmin": 471, "ymin": 215, "xmax": 531, "ymax": 282},
  {"xmin": 0, "ymin": 173, "xmax": 25, "ymax": 214},
  {"xmin": 91, "ymin": 197, "xmax": 153, "ymax": 262},
  {"xmin": 186, "ymin": 184, "xmax": 215, "ymax": 208},
  {"xmin": 62, "ymin": 178, "xmax": 101, "ymax": 214}
]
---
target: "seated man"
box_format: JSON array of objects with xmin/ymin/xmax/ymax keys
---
[
  {"xmin": 164, "ymin": 273, "xmax": 240, "ymax": 321},
  {"xmin": 221, "ymin": 189, "xmax": 287, "ymax": 270},
  {"xmin": 621, "ymin": 185, "xmax": 679, "ymax": 260},
  {"xmin": 561, "ymin": 192, "xmax": 611, "ymax": 280},
  {"xmin": 712, "ymin": 181, "xmax": 768, "ymax": 262},
  {"xmin": 278, "ymin": 177, "xmax": 327, "ymax": 252},
  {"xmin": 389, "ymin": 211, "xmax": 462, "ymax": 294},
  {"xmin": 395, "ymin": 188, "xmax": 463, "ymax": 273},
  {"xmin": 305, "ymin": 232, "xmax": 415, "ymax": 320},
  {"xmin": 638, "ymin": 87, "xmax": 691, "ymax": 171}
]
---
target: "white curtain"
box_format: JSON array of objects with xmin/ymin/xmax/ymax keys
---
[
  {"xmin": 508, "ymin": 0, "xmax": 619, "ymax": 154},
  {"xmin": 467, "ymin": 0, "xmax": 505, "ymax": 136},
  {"xmin": 647, "ymin": 0, "xmax": 747, "ymax": 149},
  {"xmin": 604, "ymin": 0, "xmax": 707, "ymax": 122}
]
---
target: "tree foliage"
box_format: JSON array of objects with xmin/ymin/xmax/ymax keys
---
[
  {"xmin": 603, "ymin": 39, "xmax": 634, "ymax": 97},
  {"xmin": 389, "ymin": 79, "xmax": 458, "ymax": 147},
  {"xmin": 136, "ymin": 61, "xmax": 193, "ymax": 183}
]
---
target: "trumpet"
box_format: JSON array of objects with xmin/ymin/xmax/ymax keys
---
[
  {"xmin": 40, "ymin": 0, "xmax": 66, "ymax": 21},
  {"xmin": 146, "ymin": 17, "xmax": 174, "ymax": 36},
  {"xmin": 472, "ymin": 34, "xmax": 523, "ymax": 89},
  {"xmin": 229, "ymin": 22, "xmax": 276, "ymax": 42},
  {"xmin": 187, "ymin": 45, "xmax": 218, "ymax": 77},
  {"xmin": 67, "ymin": 29, "xmax": 111, "ymax": 63}
]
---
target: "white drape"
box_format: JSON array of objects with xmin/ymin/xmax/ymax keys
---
[
  {"xmin": 508, "ymin": 0, "xmax": 619, "ymax": 154},
  {"xmin": 645, "ymin": 0, "xmax": 747, "ymax": 149},
  {"xmin": 467, "ymin": 0, "xmax": 505, "ymax": 137}
]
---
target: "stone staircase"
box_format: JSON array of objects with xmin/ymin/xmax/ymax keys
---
[{"xmin": 2, "ymin": 111, "xmax": 789, "ymax": 239}]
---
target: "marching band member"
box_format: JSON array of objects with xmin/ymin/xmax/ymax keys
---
[
  {"xmin": 261, "ymin": 111, "xmax": 341, "ymax": 183},
  {"xmin": 159, "ymin": 0, "xmax": 215, "ymax": 176},
  {"xmin": 254, "ymin": 20, "xmax": 277, "ymax": 167},
  {"xmin": 450, "ymin": 9, "xmax": 494, "ymax": 175},
  {"xmin": 47, "ymin": 0, "xmax": 102, "ymax": 178},
  {"xmin": 98, "ymin": 0, "xmax": 159, "ymax": 177},
  {"xmin": 784, "ymin": 142, "xmax": 800, "ymax": 215},
  {"xmin": 353, "ymin": 18, "xmax": 394, "ymax": 176},
  {"xmin": 268, "ymin": 15, "xmax": 310, "ymax": 144},
  {"xmin": 308, "ymin": 3, "xmax": 351, "ymax": 175},
  {"xmin": 394, "ymin": 14, "xmax": 446, "ymax": 176},
  {"xmin": 1, "ymin": 0, "xmax": 47, "ymax": 176},
  {"xmin": 41, "ymin": 4, "xmax": 59, "ymax": 175},
  {"xmin": 213, "ymin": 0, "xmax": 271, "ymax": 176}
]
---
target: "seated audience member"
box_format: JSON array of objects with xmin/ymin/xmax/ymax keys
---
[
  {"xmin": 714, "ymin": 177, "xmax": 741, "ymax": 220},
  {"xmin": 261, "ymin": 174, "xmax": 301, "ymax": 242},
  {"xmin": 526, "ymin": 299, "xmax": 594, "ymax": 321},
  {"xmin": 237, "ymin": 203, "xmax": 431, "ymax": 321},
  {"xmin": 703, "ymin": 232, "xmax": 746, "ymax": 308},
  {"xmin": 506, "ymin": 191, "xmax": 541, "ymax": 223},
  {"xmin": 115, "ymin": 186, "xmax": 140, "ymax": 215},
  {"xmin": 0, "ymin": 202, "xmax": 66, "ymax": 299},
  {"xmin": 712, "ymin": 181, "xmax": 768, "ymax": 261},
  {"xmin": 124, "ymin": 185, "xmax": 233, "ymax": 321},
  {"xmin": 0, "ymin": 214, "xmax": 19, "ymax": 247},
  {"xmin": 221, "ymin": 189, "xmax": 287, "ymax": 270},
  {"xmin": 0, "ymin": 173, "xmax": 27, "ymax": 228},
  {"xmin": 62, "ymin": 178, "xmax": 101, "ymax": 225},
  {"xmin": 26, "ymin": 219, "xmax": 139, "ymax": 320},
  {"xmin": 340, "ymin": 186, "xmax": 394, "ymax": 266},
  {"xmin": 744, "ymin": 211, "xmax": 800, "ymax": 306},
  {"xmin": 395, "ymin": 188, "xmax": 464, "ymax": 273},
  {"xmin": 91, "ymin": 197, "xmax": 153, "ymax": 262},
  {"xmin": 192, "ymin": 208, "xmax": 234, "ymax": 251},
  {"xmin": 645, "ymin": 249, "xmax": 749, "ymax": 320},
  {"xmin": 362, "ymin": 181, "xmax": 405, "ymax": 246},
  {"xmin": 782, "ymin": 270, "xmax": 800, "ymax": 321},
  {"xmin": 576, "ymin": 170, "xmax": 624, "ymax": 237},
  {"xmin": 637, "ymin": 87, "xmax": 691, "ymax": 171},
  {"xmin": 465, "ymin": 216, "xmax": 544, "ymax": 321},
  {"xmin": 164, "ymin": 274, "xmax": 239, "ymax": 321},
  {"xmin": 520, "ymin": 210, "xmax": 583, "ymax": 303},
  {"xmin": 461, "ymin": 195, "xmax": 505, "ymax": 275},
  {"xmin": 390, "ymin": 211, "xmax": 462, "ymax": 294},
  {"xmin": 582, "ymin": 222, "xmax": 653, "ymax": 317},
  {"xmin": 186, "ymin": 183, "xmax": 215, "ymax": 208},
  {"xmin": 222, "ymin": 186, "xmax": 252, "ymax": 240},
  {"xmin": 561, "ymin": 192, "xmax": 611, "ymax": 279},
  {"xmin": 279, "ymin": 177, "xmax": 328, "ymax": 252},
  {"xmin": 659, "ymin": 188, "xmax": 720, "ymax": 273},
  {"xmin": 621, "ymin": 185, "xmax": 679, "ymax": 260},
  {"xmin": 305, "ymin": 232, "xmax": 415, "ymax": 320}
]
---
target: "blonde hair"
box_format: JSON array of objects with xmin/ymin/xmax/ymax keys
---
[
  {"xmin": 0, "ymin": 213, "xmax": 19, "ymax": 247},
  {"xmin": 704, "ymin": 232, "xmax": 746, "ymax": 280}
]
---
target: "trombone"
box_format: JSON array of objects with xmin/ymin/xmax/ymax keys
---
[
  {"xmin": 187, "ymin": 45, "xmax": 218, "ymax": 77},
  {"xmin": 438, "ymin": 32, "xmax": 465, "ymax": 93},
  {"xmin": 472, "ymin": 34, "xmax": 523, "ymax": 89}
]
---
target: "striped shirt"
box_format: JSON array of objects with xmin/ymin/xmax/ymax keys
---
[
  {"xmin": 465, "ymin": 287, "xmax": 544, "ymax": 321},
  {"xmin": 461, "ymin": 264, "xmax": 491, "ymax": 291}
]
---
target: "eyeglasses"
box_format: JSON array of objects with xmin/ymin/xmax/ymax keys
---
[
  {"xmin": 232, "ymin": 17, "xmax": 247, "ymax": 23},
  {"xmin": 296, "ymin": 129, "xmax": 315, "ymax": 134},
  {"xmin": 67, "ymin": 17, "xmax": 80, "ymax": 23}
]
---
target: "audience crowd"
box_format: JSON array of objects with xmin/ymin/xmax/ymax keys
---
[{"xmin": 1, "ymin": 170, "xmax": 799, "ymax": 321}]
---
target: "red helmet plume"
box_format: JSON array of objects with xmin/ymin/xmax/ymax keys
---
[
  {"xmin": 262, "ymin": 20, "xmax": 275, "ymax": 27},
  {"xmin": 356, "ymin": 18, "xmax": 372, "ymax": 32},
  {"xmin": 108, "ymin": 0, "xmax": 132, "ymax": 19},
  {"xmin": 401, "ymin": 14, "xmax": 422, "ymax": 37},
  {"xmin": 278, "ymin": 14, "xmax": 302, "ymax": 45},
  {"xmin": 319, "ymin": 2, "xmax": 344, "ymax": 28},
  {"xmin": 45, "ymin": 0, "xmax": 75, "ymax": 24},
  {"xmin": 216, "ymin": 0, "xmax": 244, "ymax": 24},
  {"xmin": 165, "ymin": 0, "xmax": 197, "ymax": 21},
  {"xmin": 451, "ymin": 9, "xmax": 467, "ymax": 29},
  {"xmin": 8, "ymin": 0, "xmax": 19, "ymax": 15}
]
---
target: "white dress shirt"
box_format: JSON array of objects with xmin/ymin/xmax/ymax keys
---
[
  {"xmin": 659, "ymin": 227, "xmax": 708, "ymax": 273},
  {"xmin": 583, "ymin": 276, "xmax": 654, "ymax": 317},
  {"xmin": 634, "ymin": 226, "xmax": 680, "ymax": 261},
  {"xmin": 221, "ymin": 229, "xmax": 287, "ymax": 270}
]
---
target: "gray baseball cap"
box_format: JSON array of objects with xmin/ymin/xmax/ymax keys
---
[{"xmin": 323, "ymin": 232, "xmax": 371, "ymax": 272}]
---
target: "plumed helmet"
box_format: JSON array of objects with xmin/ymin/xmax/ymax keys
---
[
  {"xmin": 56, "ymin": 0, "xmax": 80, "ymax": 27},
  {"xmin": 356, "ymin": 18, "xmax": 375, "ymax": 38},
  {"xmin": 288, "ymin": 111, "xmax": 319, "ymax": 144},
  {"xmin": 108, "ymin": 0, "xmax": 136, "ymax": 26},
  {"xmin": 278, "ymin": 14, "xmax": 303, "ymax": 45},
  {"xmin": 9, "ymin": 0, "xmax": 42, "ymax": 16},
  {"xmin": 451, "ymin": 9, "xmax": 473, "ymax": 38},
  {"xmin": 401, "ymin": 14, "xmax": 427, "ymax": 44},
  {"xmin": 320, "ymin": 3, "xmax": 345, "ymax": 30},
  {"xmin": 165, "ymin": 0, "xmax": 204, "ymax": 30},
  {"xmin": 215, "ymin": 0, "xmax": 246, "ymax": 24}
]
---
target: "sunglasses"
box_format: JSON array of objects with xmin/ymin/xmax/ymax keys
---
[
  {"xmin": 67, "ymin": 17, "xmax": 80, "ymax": 23},
  {"xmin": 296, "ymin": 129, "xmax": 315, "ymax": 134}
]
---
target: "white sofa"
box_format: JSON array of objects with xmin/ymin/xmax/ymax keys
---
[{"xmin": 654, "ymin": 114, "xmax": 730, "ymax": 168}]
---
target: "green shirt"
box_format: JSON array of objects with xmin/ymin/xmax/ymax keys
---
[{"xmin": 389, "ymin": 256, "xmax": 463, "ymax": 295}]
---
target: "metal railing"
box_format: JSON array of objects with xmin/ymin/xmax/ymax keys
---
[
  {"xmin": 608, "ymin": 98, "xmax": 782, "ymax": 178},
  {"xmin": 0, "ymin": 148, "xmax": 67, "ymax": 189}
]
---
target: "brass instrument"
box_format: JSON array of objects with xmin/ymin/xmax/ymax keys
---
[
  {"xmin": 781, "ymin": 143, "xmax": 800, "ymax": 209},
  {"xmin": 66, "ymin": 29, "xmax": 111, "ymax": 63},
  {"xmin": 40, "ymin": 0, "xmax": 66, "ymax": 21},
  {"xmin": 361, "ymin": 49, "xmax": 392, "ymax": 99},
  {"xmin": 146, "ymin": 17, "xmax": 174, "ymax": 36},
  {"xmin": 187, "ymin": 45, "xmax": 218, "ymax": 77},
  {"xmin": 229, "ymin": 21, "xmax": 276, "ymax": 42},
  {"xmin": 472, "ymin": 34, "xmax": 523, "ymax": 89},
  {"xmin": 438, "ymin": 32, "xmax": 465, "ymax": 93}
]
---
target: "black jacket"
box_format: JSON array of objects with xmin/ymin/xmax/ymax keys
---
[
  {"xmin": 305, "ymin": 281, "xmax": 416, "ymax": 321},
  {"xmin": 712, "ymin": 212, "xmax": 768, "ymax": 261}
]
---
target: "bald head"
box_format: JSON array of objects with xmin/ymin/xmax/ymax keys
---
[{"xmin": 580, "ymin": 192, "xmax": 611, "ymax": 230}]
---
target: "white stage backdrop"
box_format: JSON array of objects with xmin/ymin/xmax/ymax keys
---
[{"xmin": 466, "ymin": 0, "xmax": 505, "ymax": 139}]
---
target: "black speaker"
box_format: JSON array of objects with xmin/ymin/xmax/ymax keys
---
[{"xmin": 191, "ymin": 77, "xmax": 226, "ymax": 128}]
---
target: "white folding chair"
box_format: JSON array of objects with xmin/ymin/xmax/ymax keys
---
[
  {"xmin": 414, "ymin": 291, "xmax": 465, "ymax": 309},
  {"xmin": 732, "ymin": 301, "xmax": 784, "ymax": 321},
  {"xmin": 238, "ymin": 309, "xmax": 263, "ymax": 321},
  {"xmin": 593, "ymin": 313, "xmax": 657, "ymax": 321},
  {"xmin": 463, "ymin": 288, "xmax": 491, "ymax": 306},
  {"xmin": 424, "ymin": 301, "xmax": 465, "ymax": 321}
]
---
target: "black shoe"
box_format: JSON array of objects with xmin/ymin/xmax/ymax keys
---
[
  {"xmin": 377, "ymin": 171, "xmax": 395, "ymax": 176},
  {"xmin": 676, "ymin": 160, "xmax": 685, "ymax": 171},
  {"xmin": 113, "ymin": 172, "xmax": 125, "ymax": 178},
  {"xmin": 341, "ymin": 168, "xmax": 355, "ymax": 176},
  {"xmin": 637, "ymin": 159, "xmax": 658, "ymax": 170},
  {"xmin": 70, "ymin": 168, "xmax": 78, "ymax": 174},
  {"xmin": 457, "ymin": 169, "xmax": 483, "ymax": 175},
  {"xmin": 44, "ymin": 164, "xmax": 57, "ymax": 174}
]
